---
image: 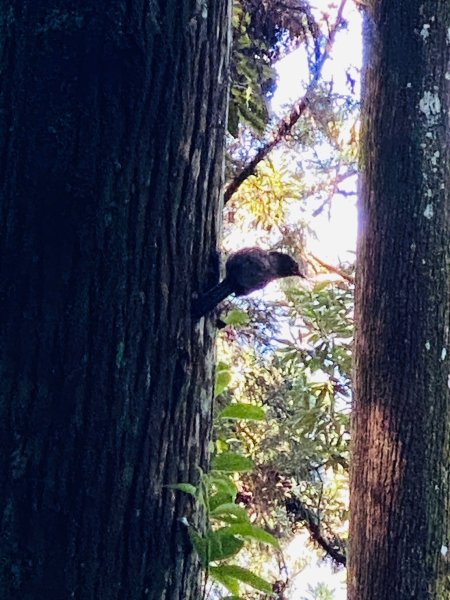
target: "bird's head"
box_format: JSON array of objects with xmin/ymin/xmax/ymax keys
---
[{"xmin": 269, "ymin": 252, "xmax": 305, "ymax": 278}]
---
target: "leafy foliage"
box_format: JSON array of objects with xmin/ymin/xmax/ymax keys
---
[
  {"xmin": 229, "ymin": 0, "xmax": 321, "ymax": 136},
  {"xmin": 172, "ymin": 399, "xmax": 281, "ymax": 598},
  {"xmin": 215, "ymin": 278, "xmax": 352, "ymax": 533},
  {"xmin": 229, "ymin": 1, "xmax": 276, "ymax": 136}
]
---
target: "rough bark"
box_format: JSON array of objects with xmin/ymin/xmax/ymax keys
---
[
  {"xmin": 0, "ymin": 1, "xmax": 231, "ymax": 598},
  {"xmin": 349, "ymin": 1, "xmax": 450, "ymax": 598}
]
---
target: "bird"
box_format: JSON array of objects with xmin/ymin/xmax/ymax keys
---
[{"xmin": 193, "ymin": 247, "xmax": 304, "ymax": 318}]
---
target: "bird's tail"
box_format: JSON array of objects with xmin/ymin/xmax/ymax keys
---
[{"xmin": 192, "ymin": 279, "xmax": 234, "ymax": 318}]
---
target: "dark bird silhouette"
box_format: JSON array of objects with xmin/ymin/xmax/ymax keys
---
[{"xmin": 193, "ymin": 247, "xmax": 304, "ymax": 318}]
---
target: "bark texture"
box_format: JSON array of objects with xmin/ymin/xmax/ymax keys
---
[
  {"xmin": 0, "ymin": 1, "xmax": 231, "ymax": 598},
  {"xmin": 349, "ymin": 1, "xmax": 450, "ymax": 598}
]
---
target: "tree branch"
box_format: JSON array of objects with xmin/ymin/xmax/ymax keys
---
[
  {"xmin": 285, "ymin": 496, "xmax": 347, "ymax": 566},
  {"xmin": 224, "ymin": 0, "xmax": 348, "ymax": 204},
  {"xmin": 311, "ymin": 167, "xmax": 357, "ymax": 217},
  {"xmin": 310, "ymin": 253, "xmax": 355, "ymax": 283}
]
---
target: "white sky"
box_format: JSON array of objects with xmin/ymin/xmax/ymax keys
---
[{"xmin": 274, "ymin": 2, "xmax": 362, "ymax": 266}]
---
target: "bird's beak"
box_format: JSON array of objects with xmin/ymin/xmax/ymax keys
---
[{"xmin": 294, "ymin": 264, "xmax": 306, "ymax": 278}]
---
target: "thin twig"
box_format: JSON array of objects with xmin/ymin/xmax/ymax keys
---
[
  {"xmin": 285, "ymin": 496, "xmax": 347, "ymax": 566},
  {"xmin": 310, "ymin": 253, "xmax": 355, "ymax": 284},
  {"xmin": 312, "ymin": 164, "xmax": 341, "ymax": 217},
  {"xmin": 224, "ymin": 0, "xmax": 348, "ymax": 204}
]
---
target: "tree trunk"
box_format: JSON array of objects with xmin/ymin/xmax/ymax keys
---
[
  {"xmin": 0, "ymin": 2, "xmax": 231, "ymax": 598},
  {"xmin": 349, "ymin": 1, "xmax": 450, "ymax": 598}
]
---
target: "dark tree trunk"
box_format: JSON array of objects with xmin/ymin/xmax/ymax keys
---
[
  {"xmin": 0, "ymin": 2, "xmax": 231, "ymax": 598},
  {"xmin": 349, "ymin": 1, "xmax": 450, "ymax": 598}
]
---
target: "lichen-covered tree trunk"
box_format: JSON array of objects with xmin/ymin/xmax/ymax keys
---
[
  {"xmin": 0, "ymin": 2, "xmax": 230, "ymax": 598},
  {"xmin": 349, "ymin": 1, "xmax": 450, "ymax": 598}
]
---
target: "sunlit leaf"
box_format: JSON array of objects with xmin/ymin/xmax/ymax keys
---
[
  {"xmin": 211, "ymin": 565, "xmax": 273, "ymax": 594},
  {"xmin": 222, "ymin": 309, "xmax": 251, "ymax": 326},
  {"xmin": 224, "ymin": 523, "xmax": 280, "ymax": 548},
  {"xmin": 212, "ymin": 453, "xmax": 255, "ymax": 472},
  {"xmin": 210, "ymin": 503, "xmax": 250, "ymax": 523},
  {"xmin": 215, "ymin": 363, "xmax": 232, "ymax": 397},
  {"xmin": 166, "ymin": 483, "xmax": 197, "ymax": 497},
  {"xmin": 218, "ymin": 403, "xmax": 265, "ymax": 421},
  {"xmin": 210, "ymin": 566, "xmax": 240, "ymax": 595}
]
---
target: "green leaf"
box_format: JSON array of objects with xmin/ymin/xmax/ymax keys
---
[
  {"xmin": 212, "ymin": 453, "xmax": 255, "ymax": 473},
  {"xmin": 215, "ymin": 437, "xmax": 230, "ymax": 453},
  {"xmin": 218, "ymin": 403, "xmax": 265, "ymax": 421},
  {"xmin": 208, "ymin": 529, "xmax": 244, "ymax": 562},
  {"xmin": 189, "ymin": 528, "xmax": 244, "ymax": 566},
  {"xmin": 225, "ymin": 523, "xmax": 280, "ymax": 548},
  {"xmin": 222, "ymin": 309, "xmax": 250, "ymax": 326},
  {"xmin": 210, "ymin": 503, "xmax": 250, "ymax": 523},
  {"xmin": 209, "ymin": 473, "xmax": 238, "ymax": 500},
  {"xmin": 209, "ymin": 491, "xmax": 235, "ymax": 512},
  {"xmin": 210, "ymin": 566, "xmax": 240, "ymax": 595},
  {"xmin": 189, "ymin": 529, "xmax": 208, "ymax": 567},
  {"xmin": 210, "ymin": 565, "xmax": 273, "ymax": 594},
  {"xmin": 215, "ymin": 363, "xmax": 232, "ymax": 397},
  {"xmin": 166, "ymin": 483, "xmax": 197, "ymax": 497},
  {"xmin": 313, "ymin": 280, "xmax": 332, "ymax": 293}
]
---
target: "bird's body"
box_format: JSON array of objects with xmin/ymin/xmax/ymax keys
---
[{"xmin": 193, "ymin": 247, "xmax": 303, "ymax": 318}]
